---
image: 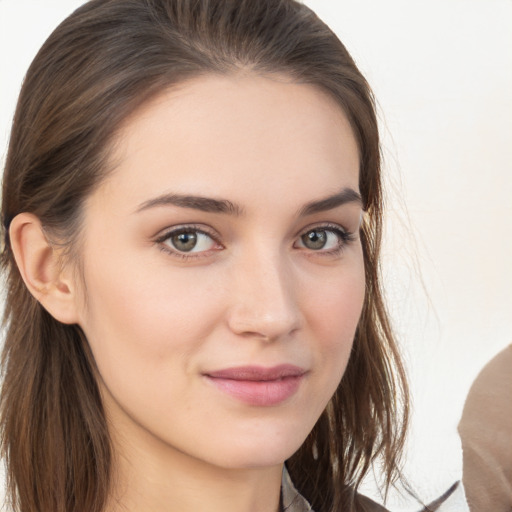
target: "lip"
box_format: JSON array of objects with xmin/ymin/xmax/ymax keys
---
[{"xmin": 204, "ymin": 364, "xmax": 306, "ymax": 406}]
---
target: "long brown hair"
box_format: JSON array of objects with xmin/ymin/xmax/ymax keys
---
[{"xmin": 1, "ymin": 1, "xmax": 409, "ymax": 511}]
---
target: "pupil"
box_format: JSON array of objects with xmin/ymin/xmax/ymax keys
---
[
  {"xmin": 303, "ymin": 230, "xmax": 327, "ymax": 250},
  {"xmin": 172, "ymin": 232, "xmax": 197, "ymax": 252}
]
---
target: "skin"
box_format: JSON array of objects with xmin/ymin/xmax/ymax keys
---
[{"xmin": 15, "ymin": 73, "xmax": 366, "ymax": 512}]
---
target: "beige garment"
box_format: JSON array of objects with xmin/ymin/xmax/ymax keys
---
[
  {"xmin": 282, "ymin": 465, "xmax": 457, "ymax": 511},
  {"xmin": 458, "ymin": 344, "xmax": 512, "ymax": 512},
  {"xmin": 281, "ymin": 466, "xmax": 389, "ymax": 512},
  {"xmin": 281, "ymin": 467, "xmax": 313, "ymax": 512}
]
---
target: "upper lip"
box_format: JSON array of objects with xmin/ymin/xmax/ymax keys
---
[{"xmin": 205, "ymin": 364, "xmax": 306, "ymax": 381}]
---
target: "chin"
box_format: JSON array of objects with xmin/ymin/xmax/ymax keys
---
[{"xmin": 203, "ymin": 424, "xmax": 310, "ymax": 470}]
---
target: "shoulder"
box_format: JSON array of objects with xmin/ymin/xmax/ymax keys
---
[
  {"xmin": 458, "ymin": 345, "xmax": 512, "ymax": 512},
  {"xmin": 459, "ymin": 343, "xmax": 512, "ymax": 430}
]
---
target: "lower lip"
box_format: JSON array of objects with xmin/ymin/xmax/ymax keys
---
[{"xmin": 205, "ymin": 375, "xmax": 304, "ymax": 406}]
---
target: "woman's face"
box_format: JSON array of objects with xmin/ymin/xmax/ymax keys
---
[{"xmin": 75, "ymin": 74, "xmax": 365, "ymax": 470}]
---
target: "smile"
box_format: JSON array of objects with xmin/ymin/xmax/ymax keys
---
[{"xmin": 204, "ymin": 365, "xmax": 307, "ymax": 406}]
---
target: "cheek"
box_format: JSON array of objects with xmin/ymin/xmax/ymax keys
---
[
  {"xmin": 299, "ymin": 252, "xmax": 366, "ymax": 395},
  {"xmin": 305, "ymin": 258, "xmax": 365, "ymax": 349},
  {"xmin": 77, "ymin": 259, "xmax": 229, "ymax": 441},
  {"xmin": 78, "ymin": 253, "xmax": 224, "ymax": 378}
]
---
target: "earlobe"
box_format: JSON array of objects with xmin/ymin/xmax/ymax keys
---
[{"xmin": 9, "ymin": 213, "xmax": 80, "ymax": 325}]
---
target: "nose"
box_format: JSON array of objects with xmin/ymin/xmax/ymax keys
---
[{"xmin": 226, "ymin": 249, "xmax": 301, "ymax": 342}]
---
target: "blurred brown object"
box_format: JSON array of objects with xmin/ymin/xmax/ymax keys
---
[{"xmin": 458, "ymin": 344, "xmax": 512, "ymax": 512}]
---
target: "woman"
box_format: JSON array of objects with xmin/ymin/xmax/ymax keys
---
[{"xmin": 0, "ymin": 1, "xmax": 408, "ymax": 511}]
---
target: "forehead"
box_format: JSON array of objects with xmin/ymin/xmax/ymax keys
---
[{"xmin": 97, "ymin": 73, "xmax": 360, "ymax": 214}]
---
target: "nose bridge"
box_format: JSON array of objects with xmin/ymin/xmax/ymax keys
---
[{"xmin": 227, "ymin": 243, "xmax": 300, "ymax": 340}]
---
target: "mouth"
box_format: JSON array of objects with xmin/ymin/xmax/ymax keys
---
[{"xmin": 203, "ymin": 364, "xmax": 307, "ymax": 406}]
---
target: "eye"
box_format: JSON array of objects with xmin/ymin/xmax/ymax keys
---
[
  {"xmin": 158, "ymin": 227, "xmax": 219, "ymax": 254},
  {"xmin": 295, "ymin": 225, "xmax": 354, "ymax": 253}
]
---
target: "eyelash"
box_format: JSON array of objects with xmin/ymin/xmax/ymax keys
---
[{"xmin": 154, "ymin": 223, "xmax": 356, "ymax": 260}]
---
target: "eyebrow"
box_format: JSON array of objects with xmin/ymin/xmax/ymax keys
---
[
  {"xmin": 298, "ymin": 187, "xmax": 363, "ymax": 216},
  {"xmin": 136, "ymin": 193, "xmax": 243, "ymax": 215},
  {"xmin": 135, "ymin": 187, "xmax": 362, "ymax": 216}
]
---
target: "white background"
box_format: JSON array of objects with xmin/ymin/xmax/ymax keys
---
[{"xmin": 1, "ymin": 1, "xmax": 511, "ymax": 511}]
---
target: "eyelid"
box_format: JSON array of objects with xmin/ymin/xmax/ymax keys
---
[
  {"xmin": 154, "ymin": 223, "xmax": 219, "ymax": 241},
  {"xmin": 295, "ymin": 221, "xmax": 351, "ymax": 239}
]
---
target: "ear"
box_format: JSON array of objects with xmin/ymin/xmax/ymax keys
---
[{"xmin": 9, "ymin": 213, "xmax": 80, "ymax": 325}]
